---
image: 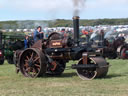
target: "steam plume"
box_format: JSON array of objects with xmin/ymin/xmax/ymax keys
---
[{"xmin": 72, "ymin": 0, "xmax": 86, "ymax": 16}]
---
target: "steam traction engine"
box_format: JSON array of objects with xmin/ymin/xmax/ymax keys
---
[
  {"xmin": 0, "ymin": 31, "xmax": 24, "ymax": 65},
  {"xmin": 98, "ymin": 33, "xmax": 128, "ymax": 59},
  {"xmin": 14, "ymin": 16, "xmax": 109, "ymax": 80}
]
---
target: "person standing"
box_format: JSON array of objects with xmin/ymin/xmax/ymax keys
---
[
  {"xmin": 24, "ymin": 35, "xmax": 29, "ymax": 49},
  {"xmin": 33, "ymin": 26, "xmax": 44, "ymax": 42}
]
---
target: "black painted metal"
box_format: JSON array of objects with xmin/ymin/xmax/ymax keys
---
[
  {"xmin": 72, "ymin": 64, "xmax": 98, "ymax": 69},
  {"xmin": 73, "ymin": 16, "xmax": 80, "ymax": 46}
]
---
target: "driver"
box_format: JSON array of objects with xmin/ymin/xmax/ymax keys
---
[{"xmin": 33, "ymin": 26, "xmax": 44, "ymax": 42}]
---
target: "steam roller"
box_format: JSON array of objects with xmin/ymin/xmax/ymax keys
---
[{"xmin": 14, "ymin": 16, "xmax": 109, "ymax": 80}]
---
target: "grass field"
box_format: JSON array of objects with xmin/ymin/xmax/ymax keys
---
[{"xmin": 0, "ymin": 59, "xmax": 128, "ymax": 96}]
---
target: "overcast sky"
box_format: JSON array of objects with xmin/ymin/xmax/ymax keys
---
[{"xmin": 0, "ymin": 0, "xmax": 128, "ymax": 21}]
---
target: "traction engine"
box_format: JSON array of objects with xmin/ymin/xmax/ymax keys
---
[{"xmin": 14, "ymin": 16, "xmax": 109, "ymax": 80}]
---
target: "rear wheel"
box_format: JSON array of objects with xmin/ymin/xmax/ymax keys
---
[{"xmin": 19, "ymin": 48, "xmax": 46, "ymax": 77}]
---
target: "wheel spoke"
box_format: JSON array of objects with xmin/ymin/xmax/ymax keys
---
[
  {"xmin": 30, "ymin": 52, "xmax": 34, "ymax": 60},
  {"xmin": 26, "ymin": 67, "xmax": 31, "ymax": 72},
  {"xmin": 35, "ymin": 64, "xmax": 40, "ymax": 68},
  {"xmin": 37, "ymin": 67, "xmax": 40, "ymax": 72},
  {"xmin": 31, "ymin": 68, "xmax": 36, "ymax": 76},
  {"xmin": 33, "ymin": 57, "xmax": 39, "ymax": 62},
  {"xmin": 25, "ymin": 59, "xmax": 29, "ymax": 62},
  {"xmin": 24, "ymin": 63, "xmax": 29, "ymax": 67},
  {"xmin": 26, "ymin": 56, "xmax": 30, "ymax": 60},
  {"xmin": 33, "ymin": 68, "xmax": 36, "ymax": 73}
]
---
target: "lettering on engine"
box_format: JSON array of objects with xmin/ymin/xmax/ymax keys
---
[{"xmin": 50, "ymin": 40, "xmax": 62, "ymax": 48}]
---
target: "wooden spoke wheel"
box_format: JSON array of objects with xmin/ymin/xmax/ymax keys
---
[
  {"xmin": 77, "ymin": 57, "xmax": 109, "ymax": 80},
  {"xmin": 120, "ymin": 48, "xmax": 128, "ymax": 59},
  {"xmin": 19, "ymin": 48, "xmax": 46, "ymax": 77}
]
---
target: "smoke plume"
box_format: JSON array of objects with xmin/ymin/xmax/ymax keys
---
[{"xmin": 72, "ymin": 0, "xmax": 86, "ymax": 16}]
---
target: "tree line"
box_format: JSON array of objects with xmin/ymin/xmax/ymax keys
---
[{"xmin": 0, "ymin": 18, "xmax": 128, "ymax": 29}]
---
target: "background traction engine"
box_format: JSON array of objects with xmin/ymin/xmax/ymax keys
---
[
  {"xmin": 0, "ymin": 32, "xmax": 4, "ymax": 65},
  {"xmin": 15, "ymin": 16, "xmax": 109, "ymax": 80}
]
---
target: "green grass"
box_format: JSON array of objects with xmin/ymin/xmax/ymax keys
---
[{"xmin": 0, "ymin": 59, "xmax": 128, "ymax": 96}]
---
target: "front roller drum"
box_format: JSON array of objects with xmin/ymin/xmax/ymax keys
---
[
  {"xmin": 76, "ymin": 57, "xmax": 109, "ymax": 80},
  {"xmin": 19, "ymin": 48, "xmax": 47, "ymax": 77}
]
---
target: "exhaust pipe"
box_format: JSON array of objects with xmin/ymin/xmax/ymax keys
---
[
  {"xmin": 73, "ymin": 16, "xmax": 80, "ymax": 46},
  {"xmin": 100, "ymin": 30, "xmax": 104, "ymax": 47}
]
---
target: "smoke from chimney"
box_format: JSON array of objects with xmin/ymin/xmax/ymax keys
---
[{"xmin": 72, "ymin": 0, "xmax": 86, "ymax": 16}]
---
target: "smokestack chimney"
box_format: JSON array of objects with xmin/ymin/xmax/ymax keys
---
[
  {"xmin": 73, "ymin": 16, "xmax": 80, "ymax": 46},
  {"xmin": 100, "ymin": 30, "xmax": 104, "ymax": 47}
]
